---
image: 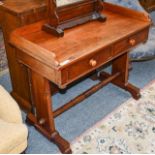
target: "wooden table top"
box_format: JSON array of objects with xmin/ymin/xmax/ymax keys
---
[{"xmin": 10, "ymin": 2, "xmax": 151, "ymax": 69}]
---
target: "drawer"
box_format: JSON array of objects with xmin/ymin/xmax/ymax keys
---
[
  {"xmin": 63, "ymin": 47, "xmax": 112, "ymax": 83},
  {"xmin": 113, "ymin": 38, "xmax": 130, "ymax": 56},
  {"xmin": 113, "ymin": 28, "xmax": 149, "ymax": 56},
  {"xmin": 129, "ymin": 28, "xmax": 148, "ymax": 45}
]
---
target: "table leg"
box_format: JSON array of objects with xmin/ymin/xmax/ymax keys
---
[
  {"xmin": 26, "ymin": 70, "xmax": 72, "ymax": 154},
  {"xmin": 100, "ymin": 53, "xmax": 141, "ymax": 100}
]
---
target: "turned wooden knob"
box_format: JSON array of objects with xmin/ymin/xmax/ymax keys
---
[
  {"xmin": 39, "ymin": 118, "xmax": 45, "ymax": 125},
  {"xmin": 129, "ymin": 39, "xmax": 136, "ymax": 46},
  {"xmin": 89, "ymin": 59, "xmax": 97, "ymax": 67}
]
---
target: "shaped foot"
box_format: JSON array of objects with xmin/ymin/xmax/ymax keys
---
[{"xmin": 51, "ymin": 132, "xmax": 72, "ymax": 154}]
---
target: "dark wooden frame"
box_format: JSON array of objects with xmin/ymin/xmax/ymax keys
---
[{"xmin": 42, "ymin": 0, "xmax": 107, "ymax": 37}]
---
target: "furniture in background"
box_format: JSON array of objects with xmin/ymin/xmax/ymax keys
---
[
  {"xmin": 10, "ymin": 2, "xmax": 151, "ymax": 153},
  {"xmin": 0, "ymin": 85, "xmax": 28, "ymax": 154},
  {"xmin": 105, "ymin": 0, "xmax": 155, "ymax": 61},
  {"xmin": 140, "ymin": 0, "xmax": 155, "ymax": 12}
]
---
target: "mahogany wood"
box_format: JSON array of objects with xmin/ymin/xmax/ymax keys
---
[
  {"xmin": 140, "ymin": 0, "xmax": 155, "ymax": 12},
  {"xmin": 0, "ymin": 0, "xmax": 59, "ymax": 111},
  {"xmin": 27, "ymin": 70, "xmax": 72, "ymax": 153},
  {"xmin": 0, "ymin": 0, "xmax": 47, "ymax": 111},
  {"xmin": 43, "ymin": 0, "xmax": 107, "ymax": 37},
  {"xmin": 10, "ymin": 2, "xmax": 151, "ymax": 153},
  {"xmin": 53, "ymin": 72, "xmax": 120, "ymax": 118},
  {"xmin": 99, "ymin": 53, "xmax": 141, "ymax": 100}
]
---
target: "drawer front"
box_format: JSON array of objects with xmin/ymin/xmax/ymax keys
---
[
  {"xmin": 129, "ymin": 28, "xmax": 148, "ymax": 45},
  {"xmin": 61, "ymin": 28, "xmax": 149, "ymax": 86},
  {"xmin": 63, "ymin": 47, "xmax": 112, "ymax": 83},
  {"xmin": 113, "ymin": 28, "xmax": 149, "ymax": 56},
  {"xmin": 113, "ymin": 38, "xmax": 130, "ymax": 55}
]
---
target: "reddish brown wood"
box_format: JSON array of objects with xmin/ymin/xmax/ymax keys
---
[
  {"xmin": 99, "ymin": 53, "xmax": 141, "ymax": 100},
  {"xmin": 0, "ymin": 0, "xmax": 62, "ymax": 111},
  {"xmin": 10, "ymin": 2, "xmax": 151, "ymax": 153},
  {"xmin": 140, "ymin": 0, "xmax": 155, "ymax": 12},
  {"xmin": 112, "ymin": 53, "xmax": 141, "ymax": 100},
  {"xmin": 43, "ymin": 0, "xmax": 106, "ymax": 37},
  {"xmin": 0, "ymin": 0, "xmax": 47, "ymax": 112},
  {"xmin": 54, "ymin": 72, "xmax": 120, "ymax": 117},
  {"xmin": 26, "ymin": 70, "xmax": 72, "ymax": 154},
  {"xmin": 29, "ymin": 70, "xmax": 55, "ymax": 133}
]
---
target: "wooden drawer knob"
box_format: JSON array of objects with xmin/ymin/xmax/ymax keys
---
[
  {"xmin": 89, "ymin": 59, "xmax": 97, "ymax": 67},
  {"xmin": 129, "ymin": 39, "xmax": 136, "ymax": 46},
  {"xmin": 39, "ymin": 118, "xmax": 45, "ymax": 125}
]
